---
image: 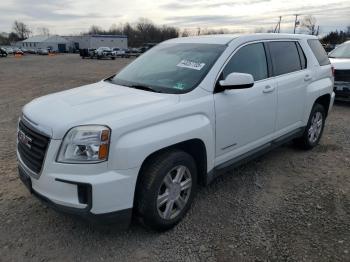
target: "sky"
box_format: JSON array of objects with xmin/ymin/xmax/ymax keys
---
[{"xmin": 0, "ymin": 0, "xmax": 349, "ymax": 35}]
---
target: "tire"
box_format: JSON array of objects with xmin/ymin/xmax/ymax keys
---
[
  {"xmin": 294, "ymin": 103, "xmax": 326, "ymax": 149},
  {"xmin": 136, "ymin": 150, "xmax": 197, "ymax": 231},
  {"xmin": 111, "ymin": 57, "xmax": 115, "ymax": 60}
]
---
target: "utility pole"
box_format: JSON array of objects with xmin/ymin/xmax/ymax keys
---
[
  {"xmin": 274, "ymin": 16, "xmax": 282, "ymax": 33},
  {"xmin": 293, "ymin": 14, "xmax": 300, "ymax": 34}
]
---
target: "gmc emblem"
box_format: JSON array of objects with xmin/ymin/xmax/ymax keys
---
[{"xmin": 18, "ymin": 130, "xmax": 32, "ymax": 149}]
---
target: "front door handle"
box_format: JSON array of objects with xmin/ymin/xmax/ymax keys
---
[{"xmin": 263, "ymin": 85, "xmax": 275, "ymax": 93}]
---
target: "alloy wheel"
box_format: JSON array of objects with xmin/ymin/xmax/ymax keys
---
[
  {"xmin": 308, "ymin": 111, "xmax": 323, "ymax": 143},
  {"xmin": 157, "ymin": 165, "xmax": 192, "ymax": 220}
]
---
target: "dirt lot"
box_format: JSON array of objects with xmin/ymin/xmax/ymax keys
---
[{"xmin": 0, "ymin": 54, "xmax": 349, "ymax": 261}]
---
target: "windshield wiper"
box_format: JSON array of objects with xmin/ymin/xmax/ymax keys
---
[
  {"xmin": 128, "ymin": 84, "xmax": 162, "ymax": 93},
  {"xmin": 105, "ymin": 78, "xmax": 162, "ymax": 93}
]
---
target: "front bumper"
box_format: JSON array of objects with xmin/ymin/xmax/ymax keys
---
[
  {"xmin": 19, "ymin": 166, "xmax": 132, "ymax": 225},
  {"xmin": 334, "ymin": 81, "xmax": 350, "ymax": 101},
  {"xmin": 17, "ymin": 139, "xmax": 140, "ymax": 226}
]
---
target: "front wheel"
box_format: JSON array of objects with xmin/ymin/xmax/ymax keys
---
[
  {"xmin": 136, "ymin": 150, "xmax": 197, "ymax": 231},
  {"xmin": 294, "ymin": 103, "xmax": 326, "ymax": 149}
]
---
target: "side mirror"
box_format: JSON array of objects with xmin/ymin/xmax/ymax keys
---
[{"xmin": 218, "ymin": 72, "xmax": 254, "ymax": 90}]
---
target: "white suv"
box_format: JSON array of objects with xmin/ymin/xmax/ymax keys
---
[{"xmin": 17, "ymin": 34, "xmax": 334, "ymax": 230}]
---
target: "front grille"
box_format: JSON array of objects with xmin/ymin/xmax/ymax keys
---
[
  {"xmin": 17, "ymin": 120, "xmax": 50, "ymax": 174},
  {"xmin": 334, "ymin": 69, "xmax": 350, "ymax": 82}
]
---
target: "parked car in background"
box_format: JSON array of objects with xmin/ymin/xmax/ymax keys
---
[
  {"xmin": 94, "ymin": 47, "xmax": 116, "ymax": 59},
  {"xmin": 139, "ymin": 43, "xmax": 157, "ymax": 53},
  {"xmin": 27, "ymin": 49, "xmax": 37, "ymax": 54},
  {"xmin": 129, "ymin": 47, "xmax": 141, "ymax": 57},
  {"xmin": 5, "ymin": 47, "xmax": 14, "ymax": 54},
  {"xmin": 329, "ymin": 40, "xmax": 350, "ymax": 101},
  {"xmin": 0, "ymin": 47, "xmax": 7, "ymax": 57},
  {"xmin": 37, "ymin": 48, "xmax": 49, "ymax": 55},
  {"xmin": 112, "ymin": 47, "xmax": 128, "ymax": 58},
  {"xmin": 17, "ymin": 34, "xmax": 334, "ymax": 231},
  {"xmin": 13, "ymin": 48, "xmax": 24, "ymax": 55},
  {"xmin": 79, "ymin": 48, "xmax": 96, "ymax": 59}
]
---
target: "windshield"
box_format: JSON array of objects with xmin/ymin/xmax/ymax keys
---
[
  {"xmin": 329, "ymin": 42, "xmax": 350, "ymax": 58},
  {"xmin": 109, "ymin": 43, "xmax": 226, "ymax": 93}
]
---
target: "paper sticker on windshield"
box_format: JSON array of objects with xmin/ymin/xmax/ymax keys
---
[
  {"xmin": 173, "ymin": 82, "xmax": 185, "ymax": 90},
  {"xmin": 176, "ymin": 60, "xmax": 205, "ymax": 71}
]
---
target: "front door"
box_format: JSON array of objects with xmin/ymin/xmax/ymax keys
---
[{"xmin": 214, "ymin": 42, "xmax": 277, "ymax": 164}]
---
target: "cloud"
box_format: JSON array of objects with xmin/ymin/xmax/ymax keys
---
[
  {"xmin": 161, "ymin": 0, "xmax": 271, "ymax": 10},
  {"xmin": 0, "ymin": 0, "xmax": 349, "ymax": 34}
]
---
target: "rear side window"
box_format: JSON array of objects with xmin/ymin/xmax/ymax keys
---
[
  {"xmin": 268, "ymin": 41, "xmax": 302, "ymax": 76},
  {"xmin": 223, "ymin": 43, "xmax": 268, "ymax": 81},
  {"xmin": 307, "ymin": 39, "xmax": 330, "ymax": 66}
]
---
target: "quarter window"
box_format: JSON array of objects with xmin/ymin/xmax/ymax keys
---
[
  {"xmin": 307, "ymin": 39, "xmax": 330, "ymax": 66},
  {"xmin": 268, "ymin": 41, "xmax": 302, "ymax": 76},
  {"xmin": 223, "ymin": 43, "xmax": 268, "ymax": 81}
]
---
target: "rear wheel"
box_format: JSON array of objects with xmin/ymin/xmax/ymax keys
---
[
  {"xmin": 136, "ymin": 150, "xmax": 197, "ymax": 231},
  {"xmin": 295, "ymin": 103, "xmax": 325, "ymax": 149}
]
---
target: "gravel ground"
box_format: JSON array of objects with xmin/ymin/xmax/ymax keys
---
[{"xmin": 0, "ymin": 54, "xmax": 349, "ymax": 262}]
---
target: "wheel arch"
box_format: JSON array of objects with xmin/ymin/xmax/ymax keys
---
[
  {"xmin": 133, "ymin": 139, "xmax": 208, "ymax": 208},
  {"xmin": 314, "ymin": 93, "xmax": 331, "ymax": 117}
]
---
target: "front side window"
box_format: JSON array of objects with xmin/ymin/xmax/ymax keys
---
[
  {"xmin": 223, "ymin": 43, "xmax": 268, "ymax": 81},
  {"xmin": 110, "ymin": 43, "xmax": 226, "ymax": 94},
  {"xmin": 268, "ymin": 41, "xmax": 302, "ymax": 76}
]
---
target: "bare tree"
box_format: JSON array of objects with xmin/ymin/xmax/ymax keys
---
[
  {"xmin": 109, "ymin": 23, "xmax": 123, "ymax": 35},
  {"xmin": 85, "ymin": 18, "xmax": 179, "ymax": 47},
  {"xmin": 181, "ymin": 29, "xmax": 190, "ymax": 37},
  {"xmin": 301, "ymin": 15, "xmax": 317, "ymax": 35},
  {"xmin": 88, "ymin": 25, "xmax": 103, "ymax": 34},
  {"xmin": 12, "ymin": 20, "xmax": 31, "ymax": 40},
  {"xmin": 37, "ymin": 27, "xmax": 50, "ymax": 36}
]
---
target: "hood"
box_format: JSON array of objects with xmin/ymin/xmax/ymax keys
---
[
  {"xmin": 23, "ymin": 81, "xmax": 179, "ymax": 139},
  {"xmin": 330, "ymin": 58, "xmax": 350, "ymax": 70}
]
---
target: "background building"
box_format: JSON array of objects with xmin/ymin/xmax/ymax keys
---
[
  {"xmin": 19, "ymin": 35, "xmax": 69, "ymax": 52},
  {"xmin": 63, "ymin": 35, "xmax": 128, "ymax": 51}
]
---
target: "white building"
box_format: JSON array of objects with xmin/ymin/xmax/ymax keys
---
[
  {"xmin": 20, "ymin": 35, "xmax": 70, "ymax": 52},
  {"xmin": 63, "ymin": 35, "xmax": 128, "ymax": 50}
]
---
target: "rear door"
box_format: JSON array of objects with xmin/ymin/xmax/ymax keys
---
[{"xmin": 267, "ymin": 41, "xmax": 310, "ymax": 132}]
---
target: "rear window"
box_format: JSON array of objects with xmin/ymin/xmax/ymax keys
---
[
  {"xmin": 307, "ymin": 39, "xmax": 330, "ymax": 66},
  {"xmin": 268, "ymin": 41, "xmax": 302, "ymax": 76}
]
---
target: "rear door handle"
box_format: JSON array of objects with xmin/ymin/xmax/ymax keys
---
[
  {"xmin": 263, "ymin": 85, "xmax": 275, "ymax": 93},
  {"xmin": 304, "ymin": 75, "xmax": 312, "ymax": 81}
]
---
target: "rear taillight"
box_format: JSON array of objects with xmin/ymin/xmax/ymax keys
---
[{"xmin": 331, "ymin": 66, "xmax": 335, "ymax": 77}]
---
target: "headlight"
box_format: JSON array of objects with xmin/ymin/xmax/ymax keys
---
[{"xmin": 57, "ymin": 125, "xmax": 111, "ymax": 163}]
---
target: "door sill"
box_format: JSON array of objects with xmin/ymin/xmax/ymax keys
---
[{"xmin": 206, "ymin": 127, "xmax": 305, "ymax": 185}]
